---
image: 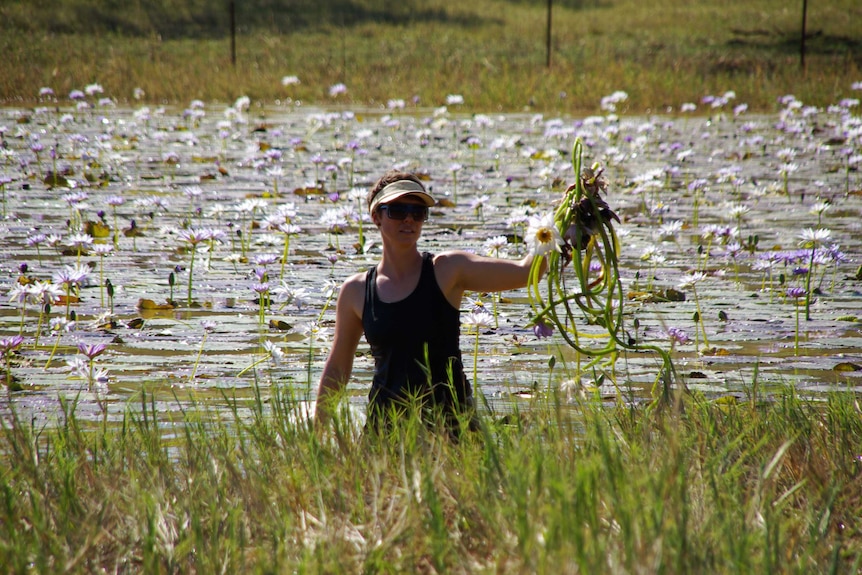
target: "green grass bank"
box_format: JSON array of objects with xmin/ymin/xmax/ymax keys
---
[
  {"xmin": 2, "ymin": 0, "xmax": 860, "ymax": 113},
  {"xmin": 2, "ymin": 387, "xmax": 861, "ymax": 572}
]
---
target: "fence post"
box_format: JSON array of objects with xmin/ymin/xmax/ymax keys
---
[
  {"xmin": 230, "ymin": 0, "xmax": 237, "ymax": 67},
  {"xmin": 546, "ymin": 0, "xmax": 553, "ymax": 68},
  {"xmin": 799, "ymin": 0, "xmax": 808, "ymax": 70}
]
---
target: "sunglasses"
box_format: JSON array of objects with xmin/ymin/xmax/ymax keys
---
[{"xmin": 379, "ymin": 203, "xmax": 429, "ymax": 222}]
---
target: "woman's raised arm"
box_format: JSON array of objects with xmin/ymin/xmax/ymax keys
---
[{"xmin": 434, "ymin": 249, "xmax": 541, "ymax": 296}]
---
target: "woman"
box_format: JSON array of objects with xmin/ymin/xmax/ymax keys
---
[{"xmin": 315, "ymin": 170, "xmax": 541, "ymax": 433}]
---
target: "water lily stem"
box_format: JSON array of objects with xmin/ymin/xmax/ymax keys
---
[
  {"xmin": 190, "ymin": 332, "xmax": 208, "ymax": 381},
  {"xmin": 280, "ymin": 233, "xmax": 290, "ymax": 281},
  {"xmin": 794, "ymin": 301, "xmax": 800, "ymax": 356},
  {"xmin": 187, "ymin": 246, "xmax": 196, "ymax": 307},
  {"xmin": 693, "ymin": 286, "xmax": 710, "ymax": 351}
]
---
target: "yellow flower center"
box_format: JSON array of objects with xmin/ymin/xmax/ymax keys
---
[{"xmin": 536, "ymin": 228, "xmax": 553, "ymax": 243}]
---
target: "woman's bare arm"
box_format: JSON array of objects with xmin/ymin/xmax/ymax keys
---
[
  {"xmin": 434, "ymin": 250, "xmax": 543, "ymax": 298},
  {"xmin": 314, "ymin": 273, "xmax": 365, "ymax": 421}
]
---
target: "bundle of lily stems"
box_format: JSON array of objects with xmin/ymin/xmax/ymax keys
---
[{"xmin": 528, "ymin": 138, "xmax": 678, "ymax": 406}]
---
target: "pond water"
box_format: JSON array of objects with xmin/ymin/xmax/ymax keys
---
[{"xmin": 1, "ymin": 99, "xmax": 860, "ymax": 425}]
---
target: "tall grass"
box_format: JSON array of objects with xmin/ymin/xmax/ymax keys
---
[
  {"xmin": 2, "ymin": 385, "xmax": 860, "ymax": 572},
  {"xmin": 1, "ymin": 0, "xmax": 859, "ymax": 112}
]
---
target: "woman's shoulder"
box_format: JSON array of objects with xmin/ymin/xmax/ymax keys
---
[
  {"xmin": 344, "ymin": 268, "xmax": 369, "ymax": 287},
  {"xmin": 431, "ymin": 250, "xmax": 473, "ymax": 289},
  {"xmin": 432, "ymin": 249, "xmax": 475, "ymax": 268},
  {"xmin": 339, "ymin": 269, "xmax": 370, "ymax": 298}
]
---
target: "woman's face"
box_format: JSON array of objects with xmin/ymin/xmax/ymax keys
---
[{"xmin": 372, "ymin": 195, "xmax": 428, "ymax": 246}]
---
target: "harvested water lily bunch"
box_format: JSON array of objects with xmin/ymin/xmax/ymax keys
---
[
  {"xmin": 528, "ymin": 138, "xmax": 677, "ymax": 407},
  {"xmin": 561, "ymin": 162, "xmax": 620, "ymax": 253}
]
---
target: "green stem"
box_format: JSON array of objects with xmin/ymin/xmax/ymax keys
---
[
  {"xmin": 804, "ymin": 247, "xmax": 815, "ymax": 321},
  {"xmin": 112, "ymin": 207, "xmax": 119, "ymax": 248},
  {"xmin": 190, "ymin": 332, "xmax": 208, "ymax": 381},
  {"xmin": 187, "ymin": 246, "xmax": 196, "ymax": 307},
  {"xmin": 45, "ymin": 333, "xmax": 63, "ymax": 369},
  {"xmin": 34, "ymin": 308, "xmax": 45, "ymax": 348},
  {"xmin": 237, "ymin": 354, "xmax": 268, "ymax": 378},
  {"xmin": 99, "ymin": 256, "xmax": 105, "ymax": 308},
  {"xmin": 280, "ymin": 233, "xmax": 290, "ymax": 281},
  {"xmin": 693, "ymin": 286, "xmax": 710, "ymax": 350},
  {"xmin": 794, "ymin": 301, "xmax": 800, "ymax": 356}
]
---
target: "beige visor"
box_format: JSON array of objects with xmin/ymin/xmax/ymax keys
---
[{"xmin": 369, "ymin": 180, "xmax": 435, "ymax": 214}]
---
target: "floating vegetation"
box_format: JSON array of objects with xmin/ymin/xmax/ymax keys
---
[{"xmin": 0, "ymin": 86, "xmax": 860, "ymax": 426}]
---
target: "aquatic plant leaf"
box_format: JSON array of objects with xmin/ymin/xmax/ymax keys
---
[
  {"xmin": 293, "ymin": 186, "xmax": 324, "ymax": 196},
  {"xmin": 663, "ymin": 288, "xmax": 686, "ymax": 302},
  {"xmin": 137, "ymin": 298, "xmax": 176, "ymax": 311},
  {"xmin": 43, "ymin": 173, "xmax": 70, "ymax": 188},
  {"xmin": 269, "ymin": 319, "xmax": 292, "ymax": 330},
  {"xmin": 85, "ymin": 220, "xmax": 111, "ymax": 238},
  {"xmin": 833, "ymin": 362, "xmax": 861, "ymax": 372}
]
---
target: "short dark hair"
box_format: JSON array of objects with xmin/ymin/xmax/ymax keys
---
[{"xmin": 367, "ymin": 170, "xmax": 426, "ymax": 212}]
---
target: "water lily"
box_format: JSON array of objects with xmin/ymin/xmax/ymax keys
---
[
  {"xmin": 67, "ymin": 233, "xmax": 94, "ymax": 262},
  {"xmin": 262, "ymin": 340, "xmax": 285, "ymax": 366},
  {"xmin": 666, "ymin": 327, "xmax": 690, "ymax": 351},
  {"xmin": 798, "ymin": 227, "xmax": 831, "ymax": 320},
  {"xmin": 73, "ymin": 342, "xmax": 109, "ymax": 390},
  {"xmin": 483, "ymin": 235, "xmax": 509, "ymax": 258},
  {"xmin": 1, "ymin": 335, "xmax": 25, "ymax": 390},
  {"xmin": 178, "ymin": 228, "xmax": 213, "ymax": 306},
  {"xmin": 532, "ymin": 318, "xmax": 554, "ymax": 339},
  {"xmin": 53, "ymin": 263, "xmax": 90, "ymax": 319},
  {"xmin": 525, "ymin": 213, "xmax": 563, "ymax": 257},
  {"xmin": 328, "ymin": 83, "xmax": 347, "ymax": 98},
  {"xmin": 272, "ymin": 282, "xmax": 310, "ymax": 310},
  {"xmin": 252, "ymin": 281, "xmax": 271, "ymax": 327},
  {"xmin": 77, "ymin": 342, "xmax": 107, "ymax": 360}
]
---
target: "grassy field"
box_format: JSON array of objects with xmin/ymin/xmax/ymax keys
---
[
  {"xmin": 2, "ymin": 0, "xmax": 860, "ymax": 112},
  {"xmin": 2, "ymin": 386, "xmax": 861, "ymax": 572}
]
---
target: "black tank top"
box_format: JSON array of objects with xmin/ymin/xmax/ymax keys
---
[{"xmin": 363, "ymin": 252, "xmax": 471, "ymax": 417}]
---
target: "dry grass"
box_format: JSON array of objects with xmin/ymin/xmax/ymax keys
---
[{"xmin": 1, "ymin": 0, "xmax": 859, "ymax": 112}]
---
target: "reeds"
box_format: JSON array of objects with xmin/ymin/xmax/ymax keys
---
[{"xmin": 1, "ymin": 385, "xmax": 860, "ymax": 571}]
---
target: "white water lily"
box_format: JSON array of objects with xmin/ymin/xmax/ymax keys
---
[
  {"xmin": 525, "ymin": 213, "xmax": 563, "ymax": 256},
  {"xmin": 677, "ymin": 271, "xmax": 708, "ymax": 290},
  {"xmin": 263, "ymin": 340, "xmax": 285, "ymax": 366},
  {"xmin": 799, "ymin": 227, "xmax": 831, "ymax": 246},
  {"xmin": 808, "ymin": 200, "xmax": 831, "ymax": 216},
  {"xmin": 462, "ymin": 310, "xmax": 495, "ymax": 331}
]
